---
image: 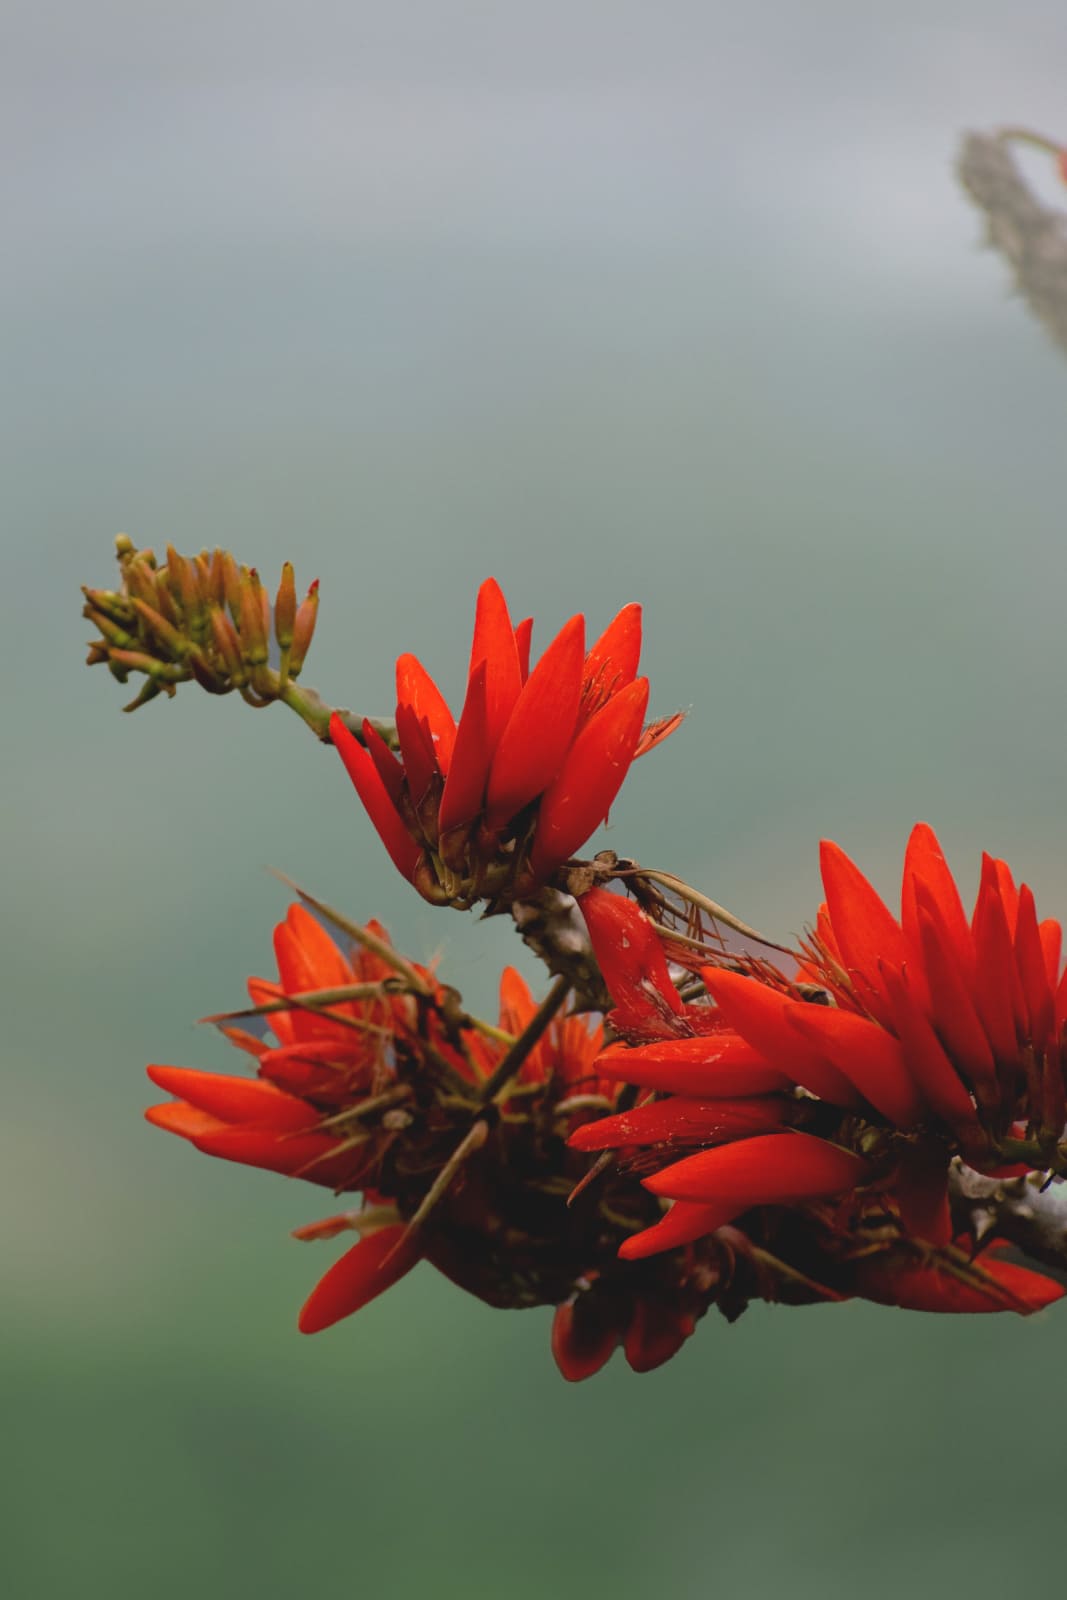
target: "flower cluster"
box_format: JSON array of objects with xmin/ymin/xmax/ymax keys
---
[
  {"xmin": 572, "ymin": 832, "xmax": 1067, "ymax": 1316},
  {"xmin": 84, "ymin": 536, "xmax": 319, "ymax": 711},
  {"xmin": 330, "ymin": 578, "xmax": 680, "ymax": 907},
  {"xmin": 146, "ymin": 899, "xmax": 719, "ymax": 1375},
  {"xmin": 84, "ymin": 549, "xmax": 1066, "ymax": 1378}
]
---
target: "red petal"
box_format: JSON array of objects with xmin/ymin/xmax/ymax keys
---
[
  {"xmin": 514, "ymin": 617, "xmax": 533, "ymax": 683},
  {"xmin": 1040, "ymin": 919, "xmax": 1062, "ymax": 990},
  {"xmin": 971, "ymin": 860, "xmax": 1024, "ymax": 1062},
  {"xmin": 394, "ymin": 703, "xmax": 441, "ymax": 805},
  {"xmin": 786, "ymin": 1006, "xmax": 924, "ymax": 1126},
  {"xmin": 567, "ymin": 1095, "xmax": 788, "ymax": 1151},
  {"xmin": 1015, "ymin": 885, "xmax": 1055, "ymax": 1052},
  {"xmin": 190, "ymin": 1124, "xmax": 343, "ymax": 1181},
  {"xmin": 145, "ymin": 1101, "xmax": 227, "ymax": 1140},
  {"xmin": 618, "ymin": 1199, "xmax": 738, "ymax": 1260},
  {"xmin": 579, "ymin": 602, "xmax": 641, "ymax": 723},
  {"xmin": 702, "ymin": 969, "xmax": 864, "ymax": 1108},
  {"xmin": 468, "ymin": 578, "xmax": 523, "ymax": 747},
  {"xmin": 361, "ymin": 719, "xmax": 406, "ymax": 808},
  {"xmin": 275, "ymin": 903, "xmax": 354, "ymax": 993},
  {"xmin": 820, "ymin": 840, "xmax": 911, "ymax": 1024},
  {"xmin": 485, "ymin": 613, "xmax": 585, "ymax": 827},
  {"xmin": 598, "ymin": 1036, "xmax": 792, "ymax": 1097},
  {"xmin": 298, "ymin": 1225, "xmax": 420, "ymax": 1333},
  {"xmin": 992, "ymin": 859, "xmax": 1020, "ymax": 934},
  {"xmin": 438, "ymin": 660, "xmax": 491, "ymax": 834},
  {"xmin": 497, "ymin": 965, "xmax": 536, "ymax": 1035},
  {"xmin": 644, "ymin": 1130, "xmax": 868, "ymax": 1204},
  {"xmin": 145, "ymin": 1064, "xmax": 315, "ymax": 1128},
  {"xmin": 879, "ymin": 963, "xmax": 979, "ymax": 1132},
  {"xmin": 330, "ymin": 713, "xmax": 421, "ymax": 880},
  {"xmin": 580, "ymin": 888, "xmax": 685, "ymax": 1019},
  {"xmin": 900, "ymin": 823, "xmax": 971, "ymax": 977},
  {"xmin": 248, "ymin": 977, "xmax": 295, "ymax": 1046},
  {"xmin": 857, "ymin": 1256, "xmax": 1065, "ymax": 1313},
  {"xmin": 914, "ymin": 900, "xmax": 996, "ymax": 1086},
  {"xmin": 623, "ymin": 1299, "xmax": 695, "ymax": 1373},
  {"xmin": 395, "ymin": 653, "xmax": 456, "ymax": 771},
  {"xmin": 550, "ymin": 1295, "xmax": 623, "ymax": 1382},
  {"xmin": 530, "ymin": 679, "xmax": 649, "ymax": 875}
]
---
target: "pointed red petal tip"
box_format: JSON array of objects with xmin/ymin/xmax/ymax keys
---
[
  {"xmin": 329, "ymin": 712, "xmax": 421, "ymax": 880},
  {"xmin": 579, "ymin": 887, "xmax": 685, "ymax": 1019},
  {"xmin": 395, "ymin": 652, "xmax": 456, "ymax": 771},
  {"xmin": 819, "ymin": 839, "xmax": 911, "ymax": 1022},
  {"xmin": 298, "ymin": 1224, "xmax": 419, "ymax": 1333},
  {"xmin": 145, "ymin": 1101, "xmax": 227, "ymax": 1140},
  {"xmin": 145, "ymin": 1065, "xmax": 312, "ymax": 1127},
  {"xmin": 190, "ymin": 1125, "xmax": 341, "ymax": 1181},
  {"xmin": 530, "ymin": 677, "xmax": 650, "ymax": 877},
  {"xmin": 550, "ymin": 1295, "xmax": 623, "ymax": 1382},
  {"xmin": 485, "ymin": 613, "xmax": 586, "ymax": 826},
  {"xmin": 618, "ymin": 1199, "xmax": 739, "ymax": 1260},
  {"xmin": 644, "ymin": 1130, "xmax": 869, "ymax": 1205},
  {"xmin": 580, "ymin": 603, "xmax": 642, "ymax": 720},
  {"xmin": 468, "ymin": 578, "xmax": 523, "ymax": 747},
  {"xmin": 900, "ymin": 822, "xmax": 971, "ymax": 972}
]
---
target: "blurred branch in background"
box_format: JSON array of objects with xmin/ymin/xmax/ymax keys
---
[{"xmin": 958, "ymin": 127, "xmax": 1067, "ymax": 357}]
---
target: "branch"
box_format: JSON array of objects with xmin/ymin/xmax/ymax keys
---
[
  {"xmin": 949, "ymin": 1161, "xmax": 1067, "ymax": 1280},
  {"xmin": 958, "ymin": 127, "xmax": 1067, "ymax": 358}
]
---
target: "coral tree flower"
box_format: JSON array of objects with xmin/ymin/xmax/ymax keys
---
[
  {"xmin": 572, "ymin": 853, "xmax": 1067, "ymax": 1317},
  {"xmin": 147, "ymin": 899, "xmax": 708, "ymax": 1373},
  {"xmin": 330, "ymin": 578, "xmax": 680, "ymax": 907}
]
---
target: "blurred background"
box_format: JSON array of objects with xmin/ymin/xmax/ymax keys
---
[{"xmin": 5, "ymin": 3, "xmax": 1067, "ymax": 1595}]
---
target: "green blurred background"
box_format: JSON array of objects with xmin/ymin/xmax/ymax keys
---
[{"xmin": 5, "ymin": 4, "xmax": 1067, "ymax": 1595}]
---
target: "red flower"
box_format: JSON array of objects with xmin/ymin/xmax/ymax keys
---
[
  {"xmin": 571, "ymin": 863, "xmax": 1067, "ymax": 1316},
  {"xmin": 793, "ymin": 825, "xmax": 1067, "ymax": 1152},
  {"xmin": 145, "ymin": 900, "xmax": 639, "ymax": 1356},
  {"xmin": 330, "ymin": 579, "xmax": 679, "ymax": 906}
]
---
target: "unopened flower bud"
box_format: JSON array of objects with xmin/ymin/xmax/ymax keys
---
[
  {"xmin": 289, "ymin": 579, "xmax": 319, "ymax": 678},
  {"xmin": 274, "ymin": 561, "xmax": 296, "ymax": 651},
  {"xmin": 84, "ymin": 607, "xmax": 136, "ymax": 650},
  {"xmin": 122, "ymin": 557, "xmax": 159, "ymax": 609},
  {"xmin": 167, "ymin": 545, "xmax": 204, "ymax": 631},
  {"xmin": 221, "ymin": 553, "xmax": 243, "ymax": 625},
  {"xmin": 209, "ymin": 607, "xmax": 245, "ymax": 682},
  {"xmin": 207, "ymin": 548, "xmax": 227, "ymax": 609},
  {"xmin": 238, "ymin": 571, "xmax": 270, "ymax": 668},
  {"xmin": 82, "ymin": 587, "xmax": 134, "ymax": 626},
  {"xmin": 110, "ymin": 648, "xmax": 184, "ymax": 681},
  {"xmin": 131, "ymin": 598, "xmax": 189, "ymax": 660}
]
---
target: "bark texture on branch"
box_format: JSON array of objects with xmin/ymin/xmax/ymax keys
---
[{"xmin": 950, "ymin": 1162, "xmax": 1067, "ymax": 1283}]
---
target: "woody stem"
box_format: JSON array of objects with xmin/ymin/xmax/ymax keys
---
[{"xmin": 476, "ymin": 975, "xmax": 572, "ymax": 1104}]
